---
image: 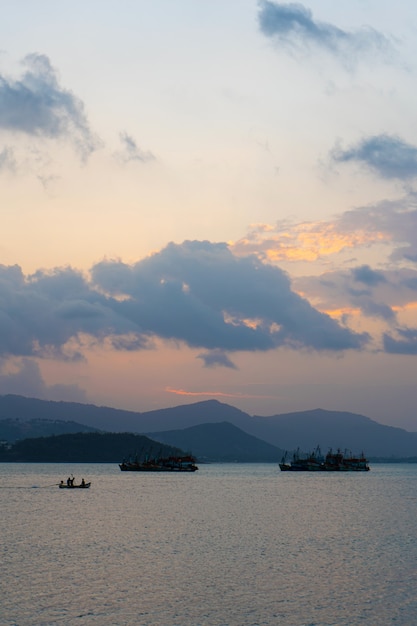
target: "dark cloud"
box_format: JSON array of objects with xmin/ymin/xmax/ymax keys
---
[
  {"xmin": 0, "ymin": 264, "xmax": 137, "ymax": 359},
  {"xmin": 258, "ymin": 1, "xmax": 391, "ymax": 60},
  {"xmin": 197, "ymin": 350, "xmax": 238, "ymax": 369},
  {"xmin": 114, "ymin": 131, "xmax": 155, "ymax": 165},
  {"xmin": 0, "ymin": 54, "xmax": 100, "ymax": 160},
  {"xmin": 296, "ymin": 264, "xmax": 398, "ymax": 323},
  {"xmin": 403, "ymin": 276, "xmax": 417, "ymax": 291},
  {"xmin": 357, "ymin": 299, "xmax": 395, "ymax": 322},
  {"xmin": 351, "ymin": 265, "xmax": 387, "ymax": 287},
  {"xmin": 383, "ymin": 328, "xmax": 417, "ymax": 355},
  {"xmin": 0, "ymin": 242, "xmax": 367, "ymax": 365},
  {"xmin": 332, "ymin": 135, "xmax": 417, "ymax": 181},
  {"xmin": 91, "ymin": 241, "xmax": 367, "ymax": 353},
  {"xmin": 297, "ymin": 262, "xmax": 417, "ymax": 327}
]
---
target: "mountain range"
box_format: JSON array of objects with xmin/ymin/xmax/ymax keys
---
[{"xmin": 1, "ymin": 394, "xmax": 417, "ymax": 460}]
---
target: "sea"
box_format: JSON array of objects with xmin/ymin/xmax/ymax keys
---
[{"xmin": 1, "ymin": 462, "xmax": 416, "ymax": 626}]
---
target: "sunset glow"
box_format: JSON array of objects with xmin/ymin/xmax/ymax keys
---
[{"xmin": 1, "ymin": 1, "xmax": 417, "ymax": 429}]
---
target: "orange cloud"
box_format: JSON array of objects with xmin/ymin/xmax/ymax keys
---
[
  {"xmin": 165, "ymin": 387, "xmax": 275, "ymax": 399},
  {"xmin": 392, "ymin": 301, "xmax": 417, "ymax": 312},
  {"xmin": 232, "ymin": 221, "xmax": 390, "ymax": 263},
  {"xmin": 321, "ymin": 306, "xmax": 362, "ymax": 319}
]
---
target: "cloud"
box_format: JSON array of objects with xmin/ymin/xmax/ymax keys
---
[
  {"xmin": 403, "ymin": 276, "xmax": 417, "ymax": 291},
  {"xmin": 295, "ymin": 267, "xmax": 397, "ymax": 323},
  {"xmin": 257, "ymin": 1, "xmax": 392, "ymax": 62},
  {"xmin": 332, "ymin": 135, "xmax": 417, "ymax": 181},
  {"xmin": 0, "ymin": 264, "xmax": 138, "ymax": 359},
  {"xmin": 113, "ymin": 131, "xmax": 155, "ymax": 165},
  {"xmin": 0, "ymin": 357, "xmax": 88, "ymax": 402},
  {"xmin": 0, "ymin": 242, "xmax": 367, "ymax": 366},
  {"xmin": 383, "ymin": 328, "xmax": 417, "ymax": 355},
  {"xmin": 233, "ymin": 193, "xmax": 417, "ymax": 266},
  {"xmin": 351, "ymin": 265, "xmax": 387, "ymax": 287},
  {"xmin": 0, "ymin": 53, "xmax": 100, "ymax": 160},
  {"xmin": 232, "ymin": 218, "xmax": 383, "ymax": 264},
  {"xmin": 354, "ymin": 298, "xmax": 395, "ymax": 322},
  {"xmin": 0, "ymin": 146, "xmax": 16, "ymax": 172},
  {"xmin": 232, "ymin": 197, "xmax": 417, "ymax": 343},
  {"xmin": 295, "ymin": 262, "xmax": 417, "ymax": 329},
  {"xmin": 197, "ymin": 350, "xmax": 238, "ymax": 369},
  {"xmin": 91, "ymin": 241, "xmax": 367, "ymax": 353},
  {"xmin": 338, "ymin": 194, "xmax": 417, "ymax": 264},
  {"xmin": 166, "ymin": 387, "xmax": 276, "ymax": 400}
]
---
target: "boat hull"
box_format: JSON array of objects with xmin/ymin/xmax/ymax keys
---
[
  {"xmin": 119, "ymin": 464, "xmax": 198, "ymax": 472},
  {"xmin": 279, "ymin": 464, "xmax": 369, "ymax": 472},
  {"xmin": 119, "ymin": 453, "xmax": 198, "ymax": 472},
  {"xmin": 59, "ymin": 482, "xmax": 91, "ymax": 488},
  {"xmin": 279, "ymin": 448, "xmax": 370, "ymax": 472}
]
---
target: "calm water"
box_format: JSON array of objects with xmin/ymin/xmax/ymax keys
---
[{"xmin": 1, "ymin": 463, "xmax": 416, "ymax": 626}]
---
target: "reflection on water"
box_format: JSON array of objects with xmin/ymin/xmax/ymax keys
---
[{"xmin": 1, "ymin": 463, "xmax": 416, "ymax": 625}]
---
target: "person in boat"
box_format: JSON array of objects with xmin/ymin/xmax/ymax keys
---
[
  {"xmin": 81, "ymin": 478, "xmax": 85, "ymax": 487},
  {"xmin": 67, "ymin": 476, "xmax": 71, "ymax": 486}
]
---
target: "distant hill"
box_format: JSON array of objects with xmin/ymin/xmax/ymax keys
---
[
  {"xmin": 0, "ymin": 394, "xmax": 144, "ymax": 432},
  {"xmin": 0, "ymin": 418, "xmax": 99, "ymax": 443},
  {"xmin": 0, "ymin": 424, "xmax": 283, "ymax": 463},
  {"xmin": 1, "ymin": 394, "xmax": 417, "ymax": 458},
  {"xmin": 0, "ymin": 432, "xmax": 185, "ymax": 463},
  {"xmin": 138, "ymin": 400, "xmax": 252, "ymax": 431},
  {"xmin": 147, "ymin": 421, "xmax": 284, "ymax": 462},
  {"xmin": 0, "ymin": 395, "xmax": 252, "ymax": 432},
  {"xmin": 250, "ymin": 409, "xmax": 417, "ymax": 458}
]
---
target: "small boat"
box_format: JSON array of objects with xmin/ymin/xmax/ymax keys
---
[
  {"xmin": 119, "ymin": 453, "xmax": 198, "ymax": 472},
  {"xmin": 279, "ymin": 447, "xmax": 370, "ymax": 472},
  {"xmin": 59, "ymin": 480, "xmax": 91, "ymax": 488}
]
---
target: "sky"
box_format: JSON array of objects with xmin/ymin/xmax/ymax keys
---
[{"xmin": 1, "ymin": 0, "xmax": 417, "ymax": 430}]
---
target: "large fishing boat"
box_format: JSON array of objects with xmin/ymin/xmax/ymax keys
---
[
  {"xmin": 279, "ymin": 447, "xmax": 370, "ymax": 472},
  {"xmin": 119, "ymin": 454, "xmax": 198, "ymax": 472}
]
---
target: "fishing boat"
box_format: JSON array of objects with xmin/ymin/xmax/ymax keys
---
[
  {"xmin": 119, "ymin": 453, "xmax": 198, "ymax": 472},
  {"xmin": 279, "ymin": 447, "xmax": 370, "ymax": 472},
  {"xmin": 279, "ymin": 446, "xmax": 324, "ymax": 471},
  {"xmin": 59, "ymin": 479, "xmax": 91, "ymax": 488}
]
